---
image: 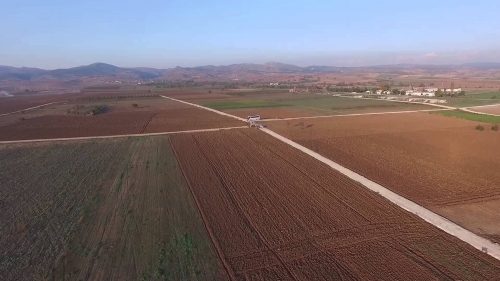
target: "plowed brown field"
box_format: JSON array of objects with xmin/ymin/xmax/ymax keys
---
[
  {"xmin": 0, "ymin": 106, "xmax": 244, "ymax": 141},
  {"xmin": 0, "ymin": 95, "xmax": 63, "ymax": 115},
  {"xmin": 0, "ymin": 112, "xmax": 155, "ymax": 140},
  {"xmin": 144, "ymin": 108, "xmax": 244, "ymax": 133},
  {"xmin": 268, "ymin": 112, "xmax": 500, "ymax": 243},
  {"xmin": 170, "ymin": 129, "xmax": 500, "ymax": 280}
]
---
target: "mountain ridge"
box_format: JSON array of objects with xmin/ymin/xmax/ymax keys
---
[{"xmin": 1, "ymin": 61, "xmax": 500, "ymax": 81}]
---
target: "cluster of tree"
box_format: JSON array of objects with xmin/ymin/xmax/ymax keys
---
[
  {"xmin": 434, "ymin": 90, "xmax": 466, "ymax": 97},
  {"xmin": 333, "ymin": 81, "xmax": 356, "ymax": 87},
  {"xmin": 379, "ymin": 83, "xmax": 391, "ymax": 91},
  {"xmin": 67, "ymin": 105, "xmax": 108, "ymax": 115},
  {"xmin": 327, "ymin": 86, "xmax": 376, "ymax": 93},
  {"xmin": 391, "ymin": 89, "xmax": 406, "ymax": 95}
]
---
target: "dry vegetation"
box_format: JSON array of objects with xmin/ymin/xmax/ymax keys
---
[{"xmin": 0, "ymin": 137, "xmax": 227, "ymax": 280}]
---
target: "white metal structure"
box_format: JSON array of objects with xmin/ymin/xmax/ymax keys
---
[{"xmin": 247, "ymin": 115, "xmax": 261, "ymax": 121}]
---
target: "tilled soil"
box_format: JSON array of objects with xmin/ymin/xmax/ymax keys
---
[
  {"xmin": 0, "ymin": 107, "xmax": 244, "ymax": 141},
  {"xmin": 170, "ymin": 128, "xmax": 500, "ymax": 280},
  {"xmin": 268, "ymin": 112, "xmax": 500, "ymax": 244}
]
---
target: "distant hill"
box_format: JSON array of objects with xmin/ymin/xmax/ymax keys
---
[
  {"xmin": 2, "ymin": 61, "xmax": 500, "ymax": 81},
  {"xmin": 0, "ymin": 66, "xmax": 47, "ymax": 80},
  {"xmin": 0, "ymin": 63, "xmax": 166, "ymax": 81},
  {"xmin": 44, "ymin": 63, "xmax": 164, "ymax": 80},
  {"xmin": 460, "ymin": 62, "xmax": 500, "ymax": 69}
]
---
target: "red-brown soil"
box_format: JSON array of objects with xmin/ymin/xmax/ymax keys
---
[
  {"xmin": 0, "ymin": 95, "xmax": 63, "ymax": 115},
  {"xmin": 268, "ymin": 113, "xmax": 500, "ymax": 242},
  {"xmin": 170, "ymin": 129, "xmax": 500, "ymax": 280},
  {"xmin": 0, "ymin": 105, "xmax": 244, "ymax": 141},
  {"xmin": 0, "ymin": 112, "xmax": 155, "ymax": 140},
  {"xmin": 144, "ymin": 108, "xmax": 244, "ymax": 133}
]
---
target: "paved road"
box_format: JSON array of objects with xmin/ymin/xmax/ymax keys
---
[
  {"xmin": 259, "ymin": 108, "xmax": 446, "ymax": 122},
  {"xmin": 0, "ymin": 101, "xmax": 61, "ymax": 117},
  {"xmin": 0, "ymin": 126, "xmax": 248, "ymax": 144},
  {"xmin": 159, "ymin": 95, "xmax": 248, "ymax": 122},
  {"xmin": 260, "ymin": 127, "xmax": 500, "ymax": 261}
]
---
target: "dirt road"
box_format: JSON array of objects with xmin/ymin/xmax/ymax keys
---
[
  {"xmin": 0, "ymin": 126, "xmax": 248, "ymax": 144},
  {"xmin": 0, "ymin": 101, "xmax": 61, "ymax": 117},
  {"xmin": 462, "ymin": 104, "xmax": 500, "ymax": 117},
  {"xmin": 259, "ymin": 108, "xmax": 448, "ymax": 122},
  {"xmin": 260, "ymin": 127, "xmax": 500, "ymax": 261},
  {"xmin": 159, "ymin": 95, "xmax": 248, "ymax": 122}
]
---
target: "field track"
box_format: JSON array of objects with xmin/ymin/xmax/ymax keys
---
[
  {"xmin": 463, "ymin": 104, "xmax": 500, "ymax": 117},
  {"xmin": 170, "ymin": 129, "xmax": 500, "ymax": 279},
  {"xmin": 259, "ymin": 108, "xmax": 448, "ymax": 122},
  {"xmin": 160, "ymin": 95, "xmax": 248, "ymax": 122},
  {"xmin": 157, "ymin": 94, "xmax": 500, "ymax": 261},
  {"xmin": 260, "ymin": 128, "xmax": 500, "ymax": 261},
  {"xmin": 0, "ymin": 101, "xmax": 61, "ymax": 117},
  {"xmin": 0, "ymin": 126, "xmax": 248, "ymax": 144},
  {"xmin": 3, "ymin": 93, "xmax": 498, "ymax": 261}
]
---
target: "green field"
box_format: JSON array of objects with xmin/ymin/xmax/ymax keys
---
[
  {"xmin": 202, "ymin": 100, "xmax": 287, "ymax": 110},
  {"xmin": 203, "ymin": 96, "xmax": 435, "ymax": 115},
  {"xmin": 0, "ymin": 137, "xmax": 226, "ymax": 281},
  {"xmin": 443, "ymin": 92, "xmax": 500, "ymax": 108},
  {"xmin": 431, "ymin": 110, "xmax": 500, "ymax": 124}
]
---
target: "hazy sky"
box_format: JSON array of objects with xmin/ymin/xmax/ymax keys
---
[{"xmin": 1, "ymin": 0, "xmax": 500, "ymax": 69}]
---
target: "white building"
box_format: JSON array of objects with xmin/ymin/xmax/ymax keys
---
[
  {"xmin": 407, "ymin": 91, "xmax": 435, "ymax": 97},
  {"xmin": 425, "ymin": 88, "xmax": 438, "ymax": 93}
]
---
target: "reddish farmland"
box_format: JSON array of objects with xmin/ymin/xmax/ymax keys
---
[
  {"xmin": 144, "ymin": 108, "xmax": 244, "ymax": 133},
  {"xmin": 170, "ymin": 129, "xmax": 500, "ymax": 280},
  {"xmin": 0, "ymin": 95, "xmax": 63, "ymax": 115},
  {"xmin": 0, "ymin": 104, "xmax": 244, "ymax": 141},
  {"xmin": 0, "ymin": 112, "xmax": 155, "ymax": 141},
  {"xmin": 268, "ymin": 113, "xmax": 500, "ymax": 243}
]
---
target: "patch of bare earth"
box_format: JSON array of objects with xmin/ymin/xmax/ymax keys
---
[{"xmin": 268, "ymin": 112, "xmax": 500, "ymax": 243}]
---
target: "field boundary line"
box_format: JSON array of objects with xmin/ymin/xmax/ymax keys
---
[
  {"xmin": 140, "ymin": 112, "xmax": 157, "ymax": 134},
  {"xmin": 340, "ymin": 95, "xmax": 456, "ymax": 109},
  {"xmin": 0, "ymin": 101, "xmax": 62, "ymax": 117},
  {"xmin": 259, "ymin": 109, "xmax": 448, "ymax": 122},
  {"xmin": 0, "ymin": 126, "xmax": 248, "ymax": 144},
  {"xmin": 259, "ymin": 127, "xmax": 500, "ymax": 261},
  {"xmin": 159, "ymin": 95, "xmax": 248, "ymax": 122},
  {"xmin": 168, "ymin": 136, "xmax": 237, "ymax": 281}
]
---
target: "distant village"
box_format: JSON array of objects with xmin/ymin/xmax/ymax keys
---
[{"xmin": 373, "ymin": 86, "xmax": 463, "ymax": 97}]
